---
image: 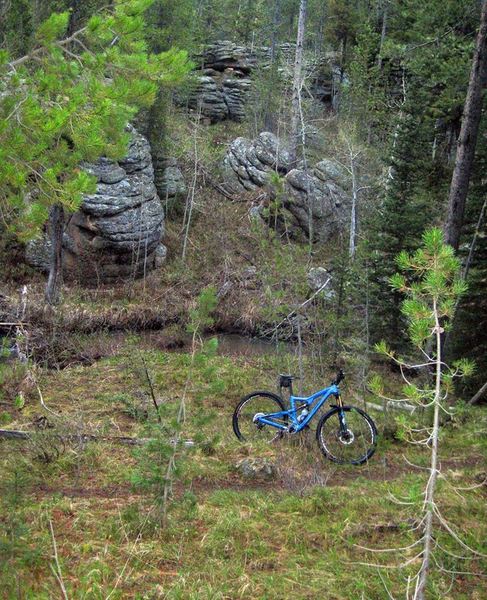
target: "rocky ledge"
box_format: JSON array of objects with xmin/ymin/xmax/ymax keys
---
[{"xmin": 222, "ymin": 132, "xmax": 350, "ymax": 242}]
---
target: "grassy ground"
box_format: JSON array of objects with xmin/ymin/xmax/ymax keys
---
[{"xmin": 0, "ymin": 340, "xmax": 486, "ymax": 599}]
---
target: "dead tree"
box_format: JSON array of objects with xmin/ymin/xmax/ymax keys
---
[
  {"xmin": 444, "ymin": 0, "xmax": 487, "ymax": 250},
  {"xmin": 289, "ymin": 0, "xmax": 307, "ymax": 167},
  {"xmin": 45, "ymin": 204, "xmax": 64, "ymax": 306}
]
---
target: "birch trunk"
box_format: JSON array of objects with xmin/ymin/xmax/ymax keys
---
[{"xmin": 289, "ymin": 0, "xmax": 307, "ymax": 167}]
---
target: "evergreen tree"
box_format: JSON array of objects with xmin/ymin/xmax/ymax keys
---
[
  {"xmin": 0, "ymin": 0, "xmax": 191, "ymax": 303},
  {"xmin": 361, "ymin": 0, "xmax": 479, "ymax": 346}
]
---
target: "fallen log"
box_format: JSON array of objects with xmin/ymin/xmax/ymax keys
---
[
  {"xmin": 469, "ymin": 380, "xmax": 487, "ymax": 405},
  {"xmin": 365, "ymin": 401, "xmax": 417, "ymax": 414},
  {"xmin": 0, "ymin": 429, "xmax": 194, "ymax": 447}
]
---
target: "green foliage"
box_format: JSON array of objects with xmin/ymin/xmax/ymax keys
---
[
  {"xmin": 187, "ymin": 285, "xmax": 218, "ymax": 334},
  {"xmin": 145, "ymin": 0, "xmax": 199, "ymax": 52},
  {"xmin": 389, "ymin": 228, "xmax": 466, "ymax": 346},
  {"xmin": 357, "ymin": 0, "xmax": 481, "ymax": 348},
  {"xmin": 254, "ymin": 230, "xmax": 308, "ymax": 328},
  {"xmin": 374, "ymin": 228, "xmax": 474, "ymax": 414},
  {"xmin": 35, "ymin": 11, "xmax": 69, "ymax": 42},
  {"xmin": 131, "ymin": 286, "xmax": 219, "ymax": 522},
  {"xmin": 0, "ymin": 460, "xmax": 44, "ymax": 589},
  {"xmin": 0, "ymin": 0, "xmax": 191, "ymax": 240}
]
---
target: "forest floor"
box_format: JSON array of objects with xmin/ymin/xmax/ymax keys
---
[
  {"xmin": 0, "ymin": 113, "xmax": 485, "ymax": 598},
  {"xmin": 1, "ymin": 340, "xmax": 486, "ymax": 599}
]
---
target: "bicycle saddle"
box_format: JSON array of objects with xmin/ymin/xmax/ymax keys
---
[{"xmin": 279, "ymin": 374, "xmax": 299, "ymax": 388}]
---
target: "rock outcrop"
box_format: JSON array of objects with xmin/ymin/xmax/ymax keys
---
[
  {"xmin": 27, "ymin": 127, "xmax": 166, "ymax": 281},
  {"xmin": 133, "ymin": 98, "xmax": 187, "ymax": 204},
  {"xmin": 188, "ymin": 72, "xmax": 252, "ymax": 123},
  {"xmin": 188, "ymin": 41, "xmax": 340, "ymax": 123},
  {"xmin": 154, "ymin": 157, "xmax": 187, "ymax": 200},
  {"xmin": 222, "ymin": 132, "xmax": 350, "ymax": 242},
  {"xmin": 222, "ymin": 132, "xmax": 292, "ymax": 192}
]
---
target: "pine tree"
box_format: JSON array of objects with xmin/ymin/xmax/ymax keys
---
[
  {"xmin": 372, "ymin": 228, "xmax": 474, "ymax": 599},
  {"xmin": 0, "ymin": 0, "xmax": 191, "ymax": 303}
]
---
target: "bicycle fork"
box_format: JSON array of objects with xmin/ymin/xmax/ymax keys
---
[{"xmin": 336, "ymin": 395, "xmax": 348, "ymax": 433}]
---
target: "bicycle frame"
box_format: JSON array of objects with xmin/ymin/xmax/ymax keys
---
[{"xmin": 256, "ymin": 384, "xmax": 342, "ymax": 433}]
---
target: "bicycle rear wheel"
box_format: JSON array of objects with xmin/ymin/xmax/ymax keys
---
[
  {"xmin": 233, "ymin": 391, "xmax": 287, "ymax": 443},
  {"xmin": 316, "ymin": 406, "xmax": 377, "ymax": 465}
]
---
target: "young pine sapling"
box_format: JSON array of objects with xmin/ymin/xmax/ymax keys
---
[{"xmin": 370, "ymin": 228, "xmax": 478, "ymax": 599}]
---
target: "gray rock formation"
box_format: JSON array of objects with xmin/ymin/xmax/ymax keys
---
[
  {"xmin": 235, "ymin": 457, "xmax": 276, "ymax": 479},
  {"xmin": 189, "ymin": 75, "xmax": 228, "ymax": 122},
  {"xmin": 132, "ymin": 97, "xmax": 186, "ymax": 205},
  {"xmin": 222, "ymin": 132, "xmax": 350, "ymax": 242},
  {"xmin": 25, "ymin": 236, "xmax": 52, "ymax": 273},
  {"xmin": 27, "ymin": 127, "xmax": 166, "ymax": 281},
  {"xmin": 155, "ymin": 157, "xmax": 187, "ymax": 199},
  {"xmin": 307, "ymin": 267, "xmax": 331, "ymax": 292},
  {"xmin": 222, "ymin": 132, "xmax": 292, "ymax": 193},
  {"xmin": 187, "ymin": 41, "xmax": 340, "ymax": 123}
]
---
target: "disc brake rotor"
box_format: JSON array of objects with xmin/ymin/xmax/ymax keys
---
[{"xmin": 338, "ymin": 428, "xmax": 355, "ymax": 445}]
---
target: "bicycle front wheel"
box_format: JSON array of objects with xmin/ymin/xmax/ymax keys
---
[
  {"xmin": 233, "ymin": 391, "xmax": 287, "ymax": 443},
  {"xmin": 316, "ymin": 406, "xmax": 377, "ymax": 465}
]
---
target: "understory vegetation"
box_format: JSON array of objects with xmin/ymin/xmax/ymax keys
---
[{"xmin": 1, "ymin": 343, "xmax": 486, "ymax": 598}]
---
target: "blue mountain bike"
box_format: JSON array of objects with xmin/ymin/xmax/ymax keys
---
[{"xmin": 233, "ymin": 370, "xmax": 377, "ymax": 465}]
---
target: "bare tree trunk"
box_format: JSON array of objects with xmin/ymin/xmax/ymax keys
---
[
  {"xmin": 377, "ymin": 1, "xmax": 388, "ymax": 70},
  {"xmin": 414, "ymin": 300, "xmax": 442, "ymax": 600},
  {"xmin": 444, "ymin": 0, "xmax": 487, "ymax": 251},
  {"xmin": 460, "ymin": 196, "xmax": 487, "ymax": 282},
  {"xmin": 315, "ymin": 1, "xmax": 327, "ymax": 56},
  {"xmin": 263, "ymin": 0, "xmax": 281, "ymax": 132},
  {"xmin": 182, "ymin": 112, "xmax": 199, "ymax": 262},
  {"xmin": 349, "ymin": 153, "xmax": 358, "ymax": 259},
  {"xmin": 443, "ymin": 197, "xmax": 486, "ymax": 352},
  {"xmin": 469, "ymin": 380, "xmax": 487, "ymax": 405},
  {"xmin": 45, "ymin": 204, "xmax": 64, "ymax": 306},
  {"xmin": 289, "ymin": 0, "xmax": 307, "ymax": 167},
  {"xmin": 242, "ymin": 0, "xmax": 254, "ymax": 44}
]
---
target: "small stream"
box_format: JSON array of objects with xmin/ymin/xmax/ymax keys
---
[
  {"xmin": 137, "ymin": 331, "xmax": 296, "ymax": 359},
  {"xmin": 1, "ymin": 328, "xmax": 300, "ymax": 369}
]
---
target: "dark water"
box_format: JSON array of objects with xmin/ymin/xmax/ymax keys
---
[
  {"xmin": 208, "ymin": 333, "xmax": 291, "ymax": 358},
  {"xmin": 138, "ymin": 331, "xmax": 295, "ymax": 359}
]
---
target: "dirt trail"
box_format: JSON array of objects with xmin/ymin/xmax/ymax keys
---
[{"xmin": 31, "ymin": 456, "xmax": 485, "ymax": 500}]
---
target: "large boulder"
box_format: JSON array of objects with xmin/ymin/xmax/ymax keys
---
[
  {"xmin": 285, "ymin": 167, "xmax": 348, "ymax": 242},
  {"xmin": 27, "ymin": 127, "xmax": 166, "ymax": 282},
  {"xmin": 222, "ymin": 132, "xmax": 350, "ymax": 242}
]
